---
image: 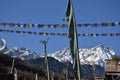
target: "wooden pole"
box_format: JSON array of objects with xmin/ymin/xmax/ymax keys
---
[
  {"xmin": 51, "ymin": 72, "xmax": 54, "ymax": 80},
  {"xmin": 66, "ymin": 69, "xmax": 68, "ymax": 80},
  {"xmin": 35, "ymin": 73, "xmax": 38, "ymax": 80},
  {"xmin": 14, "ymin": 68, "xmax": 18, "ymax": 80},
  {"xmin": 93, "ymin": 63, "xmax": 96, "ymax": 80},
  {"xmin": 11, "ymin": 59, "xmax": 15, "ymax": 74},
  {"xmin": 41, "ymin": 40, "xmax": 50, "ymax": 80}
]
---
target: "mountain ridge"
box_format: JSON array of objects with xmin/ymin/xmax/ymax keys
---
[
  {"xmin": 0, "ymin": 38, "xmax": 114, "ymax": 78},
  {"xmin": 0, "ymin": 38, "xmax": 115, "ymax": 67},
  {"xmin": 48, "ymin": 45, "xmax": 115, "ymax": 67}
]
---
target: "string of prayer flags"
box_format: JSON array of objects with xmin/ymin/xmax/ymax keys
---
[
  {"xmin": 0, "ymin": 29, "xmax": 120, "ymax": 37},
  {"xmin": 0, "ymin": 22, "xmax": 120, "ymax": 28}
]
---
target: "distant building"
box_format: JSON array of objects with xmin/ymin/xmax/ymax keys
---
[{"xmin": 105, "ymin": 56, "xmax": 120, "ymax": 80}]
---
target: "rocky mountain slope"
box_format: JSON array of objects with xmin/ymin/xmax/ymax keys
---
[
  {"xmin": 48, "ymin": 45, "xmax": 115, "ymax": 67},
  {"xmin": 0, "ymin": 38, "xmax": 117, "ymax": 78},
  {"xmin": 0, "ymin": 38, "xmax": 115, "ymax": 67}
]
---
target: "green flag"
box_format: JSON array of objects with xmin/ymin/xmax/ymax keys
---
[{"xmin": 66, "ymin": 0, "xmax": 81, "ymax": 80}]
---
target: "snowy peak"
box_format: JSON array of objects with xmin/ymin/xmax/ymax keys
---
[
  {"xmin": 48, "ymin": 45, "xmax": 115, "ymax": 67},
  {"xmin": 0, "ymin": 38, "xmax": 7, "ymax": 52},
  {"xmin": 79, "ymin": 45, "xmax": 115, "ymax": 65},
  {"xmin": 0, "ymin": 38, "xmax": 39, "ymax": 60},
  {"xmin": 48, "ymin": 48, "xmax": 71, "ymax": 62},
  {"xmin": 0, "ymin": 38, "xmax": 116, "ymax": 66},
  {"xmin": 4, "ymin": 47, "xmax": 38, "ymax": 60},
  {"xmin": 0, "ymin": 39, "xmax": 39, "ymax": 60}
]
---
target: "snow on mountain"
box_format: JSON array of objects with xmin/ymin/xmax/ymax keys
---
[
  {"xmin": 0, "ymin": 38, "xmax": 7, "ymax": 52},
  {"xmin": 4, "ymin": 47, "xmax": 39, "ymax": 60},
  {"xmin": 0, "ymin": 38, "xmax": 116, "ymax": 67},
  {"xmin": 48, "ymin": 48, "xmax": 72, "ymax": 62},
  {"xmin": 48, "ymin": 45, "xmax": 115, "ymax": 67},
  {"xmin": 0, "ymin": 38, "xmax": 39, "ymax": 60}
]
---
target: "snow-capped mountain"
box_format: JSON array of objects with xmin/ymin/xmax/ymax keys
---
[
  {"xmin": 0, "ymin": 38, "xmax": 116, "ymax": 67},
  {"xmin": 4, "ymin": 47, "xmax": 39, "ymax": 60},
  {"xmin": 48, "ymin": 48, "xmax": 72, "ymax": 62},
  {"xmin": 0, "ymin": 38, "xmax": 7, "ymax": 52},
  {"xmin": 48, "ymin": 45, "xmax": 115, "ymax": 67},
  {"xmin": 0, "ymin": 38, "xmax": 39, "ymax": 60}
]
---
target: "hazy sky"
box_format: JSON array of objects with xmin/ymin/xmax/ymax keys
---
[{"xmin": 0, "ymin": 0, "xmax": 120, "ymax": 55}]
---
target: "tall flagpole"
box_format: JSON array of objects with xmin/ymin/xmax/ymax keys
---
[
  {"xmin": 71, "ymin": 0, "xmax": 81, "ymax": 79},
  {"xmin": 40, "ymin": 38, "xmax": 50, "ymax": 80},
  {"xmin": 65, "ymin": 0, "xmax": 81, "ymax": 80}
]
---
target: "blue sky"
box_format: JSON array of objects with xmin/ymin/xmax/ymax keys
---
[{"xmin": 0, "ymin": 0, "xmax": 120, "ymax": 55}]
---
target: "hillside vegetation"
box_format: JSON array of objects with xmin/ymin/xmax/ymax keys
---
[{"xmin": 0, "ymin": 52, "xmax": 68, "ymax": 80}]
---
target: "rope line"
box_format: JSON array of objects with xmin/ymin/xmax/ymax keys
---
[{"xmin": 0, "ymin": 29, "xmax": 120, "ymax": 37}]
